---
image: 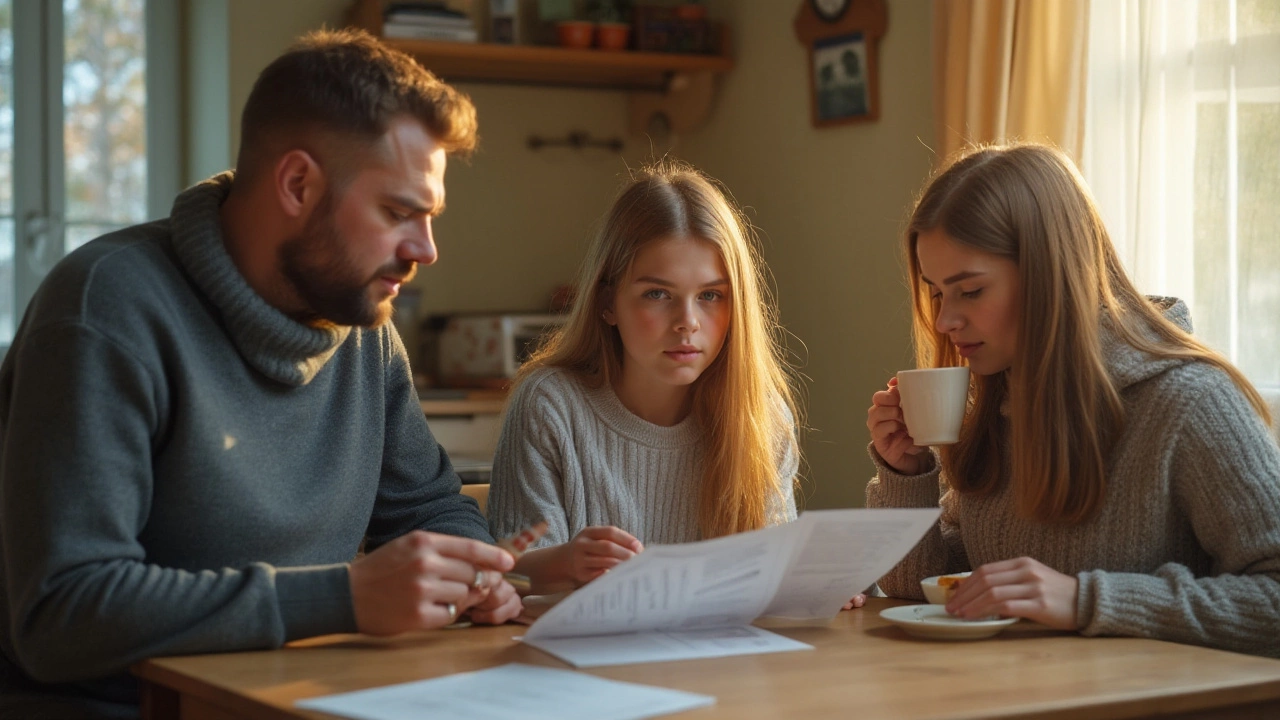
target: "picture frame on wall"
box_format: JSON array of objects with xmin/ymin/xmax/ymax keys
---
[
  {"xmin": 794, "ymin": 0, "xmax": 887, "ymax": 128},
  {"xmin": 813, "ymin": 32, "xmax": 871, "ymax": 122}
]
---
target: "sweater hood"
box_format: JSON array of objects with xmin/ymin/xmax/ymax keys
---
[
  {"xmin": 1104, "ymin": 296, "xmax": 1194, "ymax": 390},
  {"xmin": 169, "ymin": 172, "xmax": 350, "ymax": 386}
]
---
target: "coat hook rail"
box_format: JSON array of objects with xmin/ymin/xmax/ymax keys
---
[{"xmin": 527, "ymin": 131, "xmax": 623, "ymax": 152}]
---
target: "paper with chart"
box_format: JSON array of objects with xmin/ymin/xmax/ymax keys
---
[
  {"xmin": 294, "ymin": 663, "xmax": 714, "ymax": 720},
  {"xmin": 520, "ymin": 508, "xmax": 940, "ymax": 666}
]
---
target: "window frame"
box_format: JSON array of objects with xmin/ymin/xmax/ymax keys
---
[{"xmin": 2, "ymin": 0, "xmax": 180, "ymax": 355}]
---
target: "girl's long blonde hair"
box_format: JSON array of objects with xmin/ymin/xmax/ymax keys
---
[
  {"xmin": 906, "ymin": 143, "xmax": 1271, "ymax": 525},
  {"xmin": 518, "ymin": 159, "xmax": 800, "ymax": 538}
]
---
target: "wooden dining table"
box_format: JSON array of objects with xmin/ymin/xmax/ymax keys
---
[{"xmin": 133, "ymin": 597, "xmax": 1280, "ymax": 720}]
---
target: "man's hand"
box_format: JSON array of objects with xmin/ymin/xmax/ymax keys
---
[
  {"xmin": 466, "ymin": 577, "xmax": 522, "ymax": 625},
  {"xmin": 348, "ymin": 531, "xmax": 515, "ymax": 636}
]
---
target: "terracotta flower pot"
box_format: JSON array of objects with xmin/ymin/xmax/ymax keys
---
[
  {"xmin": 556, "ymin": 20, "xmax": 595, "ymax": 49},
  {"xmin": 595, "ymin": 22, "xmax": 630, "ymax": 51}
]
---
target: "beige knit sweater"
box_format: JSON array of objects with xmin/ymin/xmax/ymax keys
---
[
  {"xmin": 866, "ymin": 300, "xmax": 1280, "ymax": 657},
  {"xmin": 489, "ymin": 366, "xmax": 798, "ymax": 548}
]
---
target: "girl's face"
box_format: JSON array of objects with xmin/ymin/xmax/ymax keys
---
[
  {"xmin": 916, "ymin": 228, "xmax": 1021, "ymax": 375},
  {"xmin": 605, "ymin": 235, "xmax": 732, "ymax": 392}
]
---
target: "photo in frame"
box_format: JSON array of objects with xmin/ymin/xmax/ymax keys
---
[
  {"xmin": 794, "ymin": 0, "xmax": 887, "ymax": 128},
  {"xmin": 813, "ymin": 32, "xmax": 870, "ymax": 122}
]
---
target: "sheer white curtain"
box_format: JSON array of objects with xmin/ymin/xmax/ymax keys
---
[{"xmin": 1082, "ymin": 0, "xmax": 1280, "ymax": 420}]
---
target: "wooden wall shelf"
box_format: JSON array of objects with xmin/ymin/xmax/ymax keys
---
[
  {"xmin": 346, "ymin": 0, "xmax": 734, "ymax": 132},
  {"xmin": 380, "ymin": 38, "xmax": 732, "ymax": 92},
  {"xmin": 347, "ymin": 0, "xmax": 732, "ymax": 93}
]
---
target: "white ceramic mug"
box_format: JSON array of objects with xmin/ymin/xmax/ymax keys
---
[{"xmin": 895, "ymin": 367, "xmax": 970, "ymax": 445}]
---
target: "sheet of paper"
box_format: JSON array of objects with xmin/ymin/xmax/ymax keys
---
[
  {"xmin": 294, "ymin": 663, "xmax": 714, "ymax": 720},
  {"xmin": 522, "ymin": 624, "xmax": 812, "ymax": 667},
  {"xmin": 762, "ymin": 508, "xmax": 941, "ymax": 620},
  {"xmin": 523, "ymin": 522, "xmax": 802, "ymax": 640},
  {"xmin": 526, "ymin": 508, "xmax": 940, "ymax": 642}
]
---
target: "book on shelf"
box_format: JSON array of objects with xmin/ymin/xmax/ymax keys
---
[
  {"xmin": 383, "ymin": 23, "xmax": 479, "ymax": 42},
  {"xmin": 385, "ymin": 14, "xmax": 475, "ymax": 29}
]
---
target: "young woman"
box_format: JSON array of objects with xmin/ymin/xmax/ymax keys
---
[
  {"xmin": 865, "ymin": 143, "xmax": 1280, "ymax": 656},
  {"xmin": 487, "ymin": 161, "xmax": 804, "ymax": 594}
]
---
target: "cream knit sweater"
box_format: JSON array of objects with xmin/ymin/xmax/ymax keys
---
[
  {"xmin": 867, "ymin": 300, "xmax": 1280, "ymax": 657},
  {"xmin": 489, "ymin": 367, "xmax": 798, "ymax": 547}
]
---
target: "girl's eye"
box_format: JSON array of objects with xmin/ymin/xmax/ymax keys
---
[
  {"xmin": 386, "ymin": 208, "xmax": 406, "ymax": 222},
  {"xmin": 643, "ymin": 289, "xmax": 668, "ymax": 300},
  {"xmin": 960, "ymin": 288, "xmax": 983, "ymax": 299},
  {"xmin": 699, "ymin": 290, "xmax": 723, "ymax": 301}
]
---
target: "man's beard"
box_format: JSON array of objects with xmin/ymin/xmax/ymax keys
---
[{"xmin": 279, "ymin": 194, "xmax": 414, "ymax": 328}]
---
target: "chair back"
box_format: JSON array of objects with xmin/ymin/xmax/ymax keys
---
[{"xmin": 461, "ymin": 483, "xmax": 490, "ymax": 516}]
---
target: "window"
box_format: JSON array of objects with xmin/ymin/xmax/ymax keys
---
[
  {"xmin": 1084, "ymin": 0, "xmax": 1280, "ymax": 417},
  {"xmin": 0, "ymin": 0, "xmax": 177, "ymax": 347}
]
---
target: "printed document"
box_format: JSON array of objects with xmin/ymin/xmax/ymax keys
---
[
  {"xmin": 521, "ymin": 508, "xmax": 939, "ymax": 666},
  {"xmin": 294, "ymin": 663, "xmax": 714, "ymax": 720}
]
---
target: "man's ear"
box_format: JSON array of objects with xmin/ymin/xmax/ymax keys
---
[{"xmin": 274, "ymin": 149, "xmax": 325, "ymax": 219}]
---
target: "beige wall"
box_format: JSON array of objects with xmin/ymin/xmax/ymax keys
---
[
  {"xmin": 682, "ymin": 0, "xmax": 935, "ymax": 509},
  {"xmin": 414, "ymin": 83, "xmax": 649, "ymax": 318},
  {"xmin": 186, "ymin": 0, "xmax": 934, "ymax": 509}
]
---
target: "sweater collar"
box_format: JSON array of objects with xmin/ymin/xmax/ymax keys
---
[
  {"xmin": 1103, "ymin": 296, "xmax": 1193, "ymax": 390},
  {"xmin": 169, "ymin": 172, "xmax": 351, "ymax": 387},
  {"xmin": 582, "ymin": 377, "xmax": 702, "ymax": 449}
]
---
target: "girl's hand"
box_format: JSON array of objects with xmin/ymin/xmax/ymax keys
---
[
  {"xmin": 566, "ymin": 526, "xmax": 644, "ymax": 586},
  {"xmin": 944, "ymin": 557, "xmax": 1080, "ymax": 630},
  {"xmin": 842, "ymin": 594, "xmax": 866, "ymax": 610},
  {"xmin": 866, "ymin": 377, "xmax": 928, "ymax": 475}
]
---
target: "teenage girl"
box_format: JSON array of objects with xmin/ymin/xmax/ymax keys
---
[
  {"xmin": 488, "ymin": 161, "xmax": 805, "ymax": 594},
  {"xmin": 866, "ymin": 143, "xmax": 1280, "ymax": 656}
]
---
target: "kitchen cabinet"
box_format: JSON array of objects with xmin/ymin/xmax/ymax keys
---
[{"xmin": 420, "ymin": 390, "xmax": 507, "ymax": 484}]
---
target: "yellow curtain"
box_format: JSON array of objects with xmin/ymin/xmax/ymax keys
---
[{"xmin": 932, "ymin": 0, "xmax": 1089, "ymax": 164}]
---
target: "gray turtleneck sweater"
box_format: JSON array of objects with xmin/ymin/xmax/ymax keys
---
[
  {"xmin": 866, "ymin": 299, "xmax": 1280, "ymax": 657},
  {"xmin": 0, "ymin": 174, "xmax": 489, "ymax": 718},
  {"xmin": 488, "ymin": 367, "xmax": 798, "ymax": 548}
]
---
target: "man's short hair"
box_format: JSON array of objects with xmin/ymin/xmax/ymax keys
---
[{"xmin": 236, "ymin": 28, "xmax": 477, "ymax": 183}]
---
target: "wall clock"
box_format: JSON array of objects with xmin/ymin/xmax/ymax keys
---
[{"xmin": 810, "ymin": 0, "xmax": 852, "ymax": 23}]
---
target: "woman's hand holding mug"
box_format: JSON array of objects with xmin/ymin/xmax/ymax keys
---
[{"xmin": 867, "ymin": 377, "xmax": 929, "ymax": 475}]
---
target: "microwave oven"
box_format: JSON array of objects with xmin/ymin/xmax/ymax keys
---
[{"xmin": 437, "ymin": 313, "xmax": 566, "ymax": 380}]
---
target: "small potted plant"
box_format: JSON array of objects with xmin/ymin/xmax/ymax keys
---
[
  {"xmin": 589, "ymin": 0, "xmax": 632, "ymax": 51},
  {"xmin": 556, "ymin": 17, "xmax": 594, "ymax": 49}
]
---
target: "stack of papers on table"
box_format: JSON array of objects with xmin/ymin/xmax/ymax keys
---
[
  {"xmin": 296, "ymin": 664, "xmax": 713, "ymax": 720},
  {"xmin": 521, "ymin": 508, "xmax": 940, "ymax": 667}
]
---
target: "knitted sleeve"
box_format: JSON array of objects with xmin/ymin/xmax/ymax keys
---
[
  {"xmin": 1077, "ymin": 370, "xmax": 1280, "ymax": 657},
  {"xmin": 0, "ymin": 323, "xmax": 349, "ymax": 684},
  {"xmin": 864, "ymin": 444, "xmax": 966, "ymax": 600},
  {"xmin": 488, "ymin": 371, "xmax": 575, "ymax": 548},
  {"xmin": 767, "ymin": 402, "xmax": 800, "ymax": 525}
]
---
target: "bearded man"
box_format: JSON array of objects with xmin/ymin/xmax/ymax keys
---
[{"xmin": 0, "ymin": 29, "xmax": 519, "ymax": 720}]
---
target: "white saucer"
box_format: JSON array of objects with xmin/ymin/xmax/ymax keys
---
[{"xmin": 879, "ymin": 604, "xmax": 1018, "ymax": 640}]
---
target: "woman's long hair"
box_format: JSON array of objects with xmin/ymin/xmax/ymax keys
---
[
  {"xmin": 517, "ymin": 159, "xmax": 800, "ymax": 537},
  {"xmin": 906, "ymin": 143, "xmax": 1271, "ymax": 525}
]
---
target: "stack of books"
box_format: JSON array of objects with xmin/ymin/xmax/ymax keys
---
[{"xmin": 383, "ymin": 2, "xmax": 478, "ymax": 43}]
